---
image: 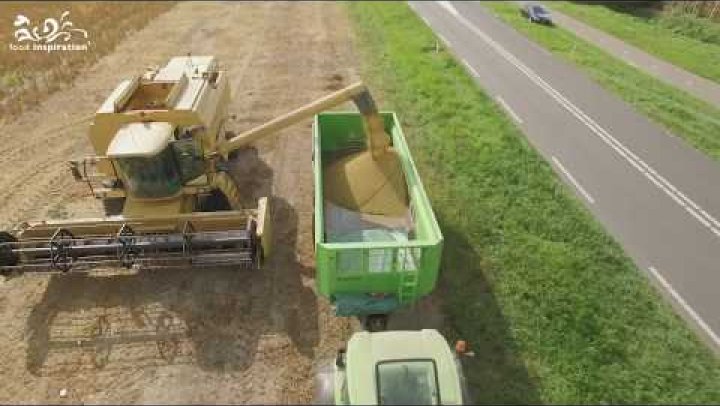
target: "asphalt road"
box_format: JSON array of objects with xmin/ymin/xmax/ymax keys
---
[
  {"xmin": 548, "ymin": 6, "xmax": 720, "ymax": 107},
  {"xmin": 410, "ymin": 1, "xmax": 720, "ymax": 353}
]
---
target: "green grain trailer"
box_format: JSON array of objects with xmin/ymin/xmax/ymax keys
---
[{"xmin": 313, "ymin": 112, "xmax": 443, "ymax": 330}]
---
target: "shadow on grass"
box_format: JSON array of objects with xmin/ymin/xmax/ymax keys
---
[
  {"xmin": 570, "ymin": 1, "xmax": 662, "ymax": 19},
  {"xmin": 438, "ymin": 222, "xmax": 541, "ymax": 405}
]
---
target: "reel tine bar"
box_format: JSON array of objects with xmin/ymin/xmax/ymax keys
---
[{"xmin": 0, "ymin": 219, "xmax": 261, "ymax": 273}]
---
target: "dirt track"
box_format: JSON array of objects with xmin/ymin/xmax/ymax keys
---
[{"xmin": 0, "ymin": 2, "xmax": 361, "ymax": 403}]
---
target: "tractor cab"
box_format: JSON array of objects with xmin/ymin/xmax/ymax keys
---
[{"xmin": 316, "ymin": 329, "xmax": 470, "ymax": 405}]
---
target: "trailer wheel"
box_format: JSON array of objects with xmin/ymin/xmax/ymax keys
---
[
  {"xmin": 364, "ymin": 314, "xmax": 388, "ymax": 332},
  {"xmin": 0, "ymin": 231, "xmax": 18, "ymax": 268}
]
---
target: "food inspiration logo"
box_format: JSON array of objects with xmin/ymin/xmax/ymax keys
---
[{"xmin": 10, "ymin": 11, "xmax": 90, "ymax": 52}]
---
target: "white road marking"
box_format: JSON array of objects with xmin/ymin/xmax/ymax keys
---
[
  {"xmin": 648, "ymin": 266, "xmax": 720, "ymax": 348},
  {"xmin": 436, "ymin": 1, "xmax": 720, "ymax": 238},
  {"xmin": 411, "ymin": 1, "xmax": 434, "ymax": 27},
  {"xmin": 496, "ymin": 96, "xmax": 523, "ymax": 124},
  {"xmin": 552, "ymin": 156, "xmax": 595, "ymax": 204},
  {"xmin": 461, "ymin": 59, "xmax": 480, "ymax": 77}
]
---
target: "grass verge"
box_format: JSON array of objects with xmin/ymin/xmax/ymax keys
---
[
  {"xmin": 486, "ymin": 1, "xmax": 720, "ymax": 163},
  {"xmin": 550, "ymin": 1, "xmax": 720, "ymax": 83},
  {"xmin": 347, "ymin": 2, "xmax": 720, "ymax": 403}
]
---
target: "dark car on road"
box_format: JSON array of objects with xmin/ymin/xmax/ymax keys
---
[{"xmin": 520, "ymin": 3, "xmax": 553, "ymax": 25}]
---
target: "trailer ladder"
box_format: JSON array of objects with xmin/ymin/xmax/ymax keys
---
[{"xmin": 398, "ymin": 270, "xmax": 419, "ymax": 304}]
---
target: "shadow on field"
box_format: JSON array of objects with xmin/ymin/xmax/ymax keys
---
[
  {"xmin": 438, "ymin": 223, "xmax": 541, "ymax": 405},
  {"xmin": 224, "ymin": 145, "xmax": 274, "ymax": 208},
  {"xmin": 23, "ymin": 194, "xmax": 318, "ymax": 377}
]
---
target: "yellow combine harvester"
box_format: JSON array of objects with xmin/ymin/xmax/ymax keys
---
[{"xmin": 0, "ymin": 55, "xmax": 406, "ymax": 274}]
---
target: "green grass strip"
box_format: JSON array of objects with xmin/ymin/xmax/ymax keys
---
[
  {"xmin": 550, "ymin": 1, "xmax": 720, "ymax": 83},
  {"xmin": 486, "ymin": 1, "xmax": 720, "ymax": 164},
  {"xmin": 347, "ymin": 2, "xmax": 720, "ymax": 404}
]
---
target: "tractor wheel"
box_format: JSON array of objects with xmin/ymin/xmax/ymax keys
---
[
  {"xmin": 364, "ymin": 314, "xmax": 388, "ymax": 332},
  {"xmin": 0, "ymin": 231, "xmax": 19, "ymax": 268}
]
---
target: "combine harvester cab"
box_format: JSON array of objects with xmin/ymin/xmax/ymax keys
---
[{"xmin": 313, "ymin": 112, "xmax": 443, "ymax": 330}]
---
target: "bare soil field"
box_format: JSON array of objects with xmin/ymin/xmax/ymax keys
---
[{"xmin": 0, "ymin": 2, "xmax": 368, "ymax": 403}]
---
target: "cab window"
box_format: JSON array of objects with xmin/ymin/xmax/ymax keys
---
[
  {"xmin": 115, "ymin": 146, "xmax": 182, "ymax": 198},
  {"xmin": 376, "ymin": 359, "xmax": 440, "ymax": 405}
]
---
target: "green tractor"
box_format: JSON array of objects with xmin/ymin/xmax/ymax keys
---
[{"xmin": 315, "ymin": 329, "xmax": 471, "ymax": 405}]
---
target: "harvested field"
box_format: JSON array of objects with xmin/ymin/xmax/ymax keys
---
[
  {"xmin": 0, "ymin": 2, "xmax": 374, "ymax": 403},
  {"xmin": 0, "ymin": 2, "xmax": 175, "ymax": 123}
]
